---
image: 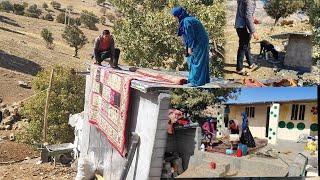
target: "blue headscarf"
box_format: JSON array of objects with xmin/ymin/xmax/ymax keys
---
[
  {"xmin": 241, "ymin": 112, "xmax": 248, "ymax": 130},
  {"xmin": 171, "ymin": 6, "xmax": 190, "ymax": 36}
]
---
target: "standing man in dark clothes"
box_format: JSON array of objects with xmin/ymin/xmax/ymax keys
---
[
  {"xmin": 93, "ymin": 30, "xmax": 120, "ymax": 68},
  {"xmin": 235, "ymin": 0, "xmax": 259, "ymax": 75}
]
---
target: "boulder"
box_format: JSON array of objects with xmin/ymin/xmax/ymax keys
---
[
  {"xmin": 3, "ymin": 108, "xmax": 10, "ymax": 118},
  {"xmin": 18, "ymin": 81, "xmax": 31, "ymax": 89},
  {"xmin": 9, "ymin": 133, "xmax": 15, "ymax": 141},
  {"xmin": 5, "ymin": 124, "xmax": 12, "ymax": 130}
]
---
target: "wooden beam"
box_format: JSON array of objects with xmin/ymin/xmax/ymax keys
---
[{"xmin": 43, "ymin": 69, "xmax": 54, "ymax": 143}]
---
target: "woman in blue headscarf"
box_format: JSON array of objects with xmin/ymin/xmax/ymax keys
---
[
  {"xmin": 171, "ymin": 6, "xmax": 210, "ymax": 87},
  {"xmin": 240, "ymin": 112, "xmax": 256, "ymax": 148}
]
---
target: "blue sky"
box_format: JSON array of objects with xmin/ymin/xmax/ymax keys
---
[{"xmin": 227, "ymin": 87, "xmax": 318, "ymax": 104}]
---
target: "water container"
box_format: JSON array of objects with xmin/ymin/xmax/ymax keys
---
[
  {"xmin": 226, "ymin": 149, "xmax": 234, "ymax": 155},
  {"xmin": 241, "ymin": 144, "xmax": 248, "ymax": 156}
]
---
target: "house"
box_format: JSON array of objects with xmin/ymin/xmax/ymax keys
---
[{"xmin": 225, "ymin": 99, "xmax": 318, "ymax": 143}]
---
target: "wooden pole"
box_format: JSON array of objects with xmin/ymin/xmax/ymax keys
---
[{"xmin": 43, "ymin": 69, "xmax": 54, "ymax": 143}]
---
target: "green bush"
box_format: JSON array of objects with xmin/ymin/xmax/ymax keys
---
[
  {"xmin": 170, "ymin": 88, "xmax": 239, "ymax": 121},
  {"xmin": 0, "ymin": 1, "xmax": 13, "ymax": 12},
  {"xmin": 44, "ymin": 13, "xmax": 54, "ymax": 21},
  {"xmin": 41, "ymin": 28, "xmax": 54, "ymax": 49},
  {"xmin": 97, "ymin": 0, "xmax": 106, "ymax": 4},
  {"xmin": 25, "ymin": 4, "xmax": 42, "ymax": 18},
  {"xmin": 62, "ymin": 25, "xmax": 88, "ymax": 57},
  {"xmin": 20, "ymin": 66, "xmax": 85, "ymax": 145},
  {"xmin": 108, "ymin": 0, "xmax": 225, "ymax": 77},
  {"xmin": 42, "ymin": 2, "xmax": 48, "ymax": 9},
  {"xmin": 56, "ymin": 12, "xmax": 65, "ymax": 23},
  {"xmin": 50, "ymin": 1, "xmax": 61, "ymax": 10},
  {"xmin": 80, "ymin": 10, "xmax": 99, "ymax": 30},
  {"xmin": 13, "ymin": 3, "xmax": 25, "ymax": 15},
  {"xmin": 264, "ymin": 0, "xmax": 304, "ymax": 25}
]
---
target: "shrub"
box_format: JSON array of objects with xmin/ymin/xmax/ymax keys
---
[
  {"xmin": 97, "ymin": 0, "xmax": 106, "ymax": 4},
  {"xmin": 25, "ymin": 4, "xmax": 42, "ymax": 18},
  {"xmin": 42, "ymin": 2, "xmax": 48, "ymax": 9},
  {"xmin": 50, "ymin": 1, "xmax": 61, "ymax": 10},
  {"xmin": 44, "ymin": 13, "xmax": 54, "ymax": 21},
  {"xmin": 56, "ymin": 12, "xmax": 65, "ymax": 23},
  {"xmin": 80, "ymin": 10, "xmax": 99, "ymax": 30},
  {"xmin": 20, "ymin": 66, "xmax": 85, "ymax": 145},
  {"xmin": 13, "ymin": 3, "xmax": 25, "ymax": 15},
  {"xmin": 41, "ymin": 28, "xmax": 54, "ymax": 49},
  {"xmin": 0, "ymin": 1, "xmax": 14, "ymax": 12}
]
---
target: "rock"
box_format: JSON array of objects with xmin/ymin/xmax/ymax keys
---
[
  {"xmin": 36, "ymin": 160, "xmax": 42, "ymax": 165},
  {"xmin": 3, "ymin": 116, "xmax": 15, "ymax": 125},
  {"xmin": 0, "ymin": 103, "xmax": 7, "ymax": 109},
  {"xmin": 18, "ymin": 81, "xmax": 31, "ymax": 89},
  {"xmin": 0, "ymin": 97, "xmax": 2, "ymax": 103},
  {"xmin": 0, "ymin": 125, "xmax": 5, "ymax": 130},
  {"xmin": 3, "ymin": 109, "xmax": 10, "ymax": 118},
  {"xmin": 9, "ymin": 133, "xmax": 15, "ymax": 141},
  {"xmin": 1, "ymin": 135, "xmax": 8, "ymax": 140},
  {"xmin": 5, "ymin": 124, "xmax": 12, "ymax": 130},
  {"xmin": 25, "ymin": 156, "xmax": 31, "ymax": 161}
]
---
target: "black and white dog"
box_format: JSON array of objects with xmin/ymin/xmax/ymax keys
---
[{"xmin": 259, "ymin": 40, "xmax": 279, "ymax": 61}]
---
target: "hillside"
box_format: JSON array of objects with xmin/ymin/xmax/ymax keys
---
[{"xmin": 0, "ymin": 0, "xmax": 116, "ymax": 105}]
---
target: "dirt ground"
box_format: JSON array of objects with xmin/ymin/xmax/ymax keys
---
[
  {"xmin": 224, "ymin": 1, "xmax": 319, "ymax": 83},
  {"xmin": 0, "ymin": 128, "xmax": 77, "ymax": 179}
]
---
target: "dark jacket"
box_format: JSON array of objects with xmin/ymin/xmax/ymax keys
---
[
  {"xmin": 235, "ymin": 0, "xmax": 256, "ymax": 33},
  {"xmin": 93, "ymin": 34, "xmax": 115, "ymax": 61}
]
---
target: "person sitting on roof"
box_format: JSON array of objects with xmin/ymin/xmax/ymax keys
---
[
  {"xmin": 171, "ymin": 6, "xmax": 210, "ymax": 87},
  {"xmin": 92, "ymin": 30, "xmax": 120, "ymax": 68}
]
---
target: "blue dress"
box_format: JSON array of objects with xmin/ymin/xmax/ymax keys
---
[{"xmin": 181, "ymin": 17, "xmax": 210, "ymax": 86}]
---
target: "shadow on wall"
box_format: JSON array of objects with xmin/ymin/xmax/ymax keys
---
[
  {"xmin": 0, "ymin": 50, "xmax": 42, "ymax": 76},
  {"xmin": 0, "ymin": 15, "xmax": 23, "ymax": 28}
]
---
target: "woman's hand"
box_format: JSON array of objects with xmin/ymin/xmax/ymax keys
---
[{"xmin": 188, "ymin": 48, "xmax": 192, "ymax": 55}]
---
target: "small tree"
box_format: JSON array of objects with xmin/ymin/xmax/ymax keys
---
[
  {"xmin": 50, "ymin": 1, "xmax": 61, "ymax": 10},
  {"xmin": 97, "ymin": 0, "xmax": 106, "ymax": 4},
  {"xmin": 100, "ymin": 7, "xmax": 107, "ymax": 16},
  {"xmin": 56, "ymin": 12, "xmax": 65, "ymax": 24},
  {"xmin": 44, "ymin": 13, "xmax": 54, "ymax": 21},
  {"xmin": 13, "ymin": 3, "xmax": 25, "ymax": 15},
  {"xmin": 26, "ymin": 4, "xmax": 42, "ymax": 18},
  {"xmin": 80, "ymin": 10, "xmax": 99, "ymax": 30},
  {"xmin": 62, "ymin": 25, "xmax": 88, "ymax": 57},
  {"xmin": 20, "ymin": 66, "xmax": 85, "ymax": 145},
  {"xmin": 264, "ymin": 0, "xmax": 304, "ymax": 25},
  {"xmin": 41, "ymin": 28, "xmax": 54, "ymax": 49},
  {"xmin": 0, "ymin": 1, "xmax": 13, "ymax": 12},
  {"xmin": 42, "ymin": 2, "xmax": 48, "ymax": 9}
]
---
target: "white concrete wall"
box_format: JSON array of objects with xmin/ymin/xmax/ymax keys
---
[{"xmin": 80, "ymin": 74, "xmax": 171, "ymax": 180}]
